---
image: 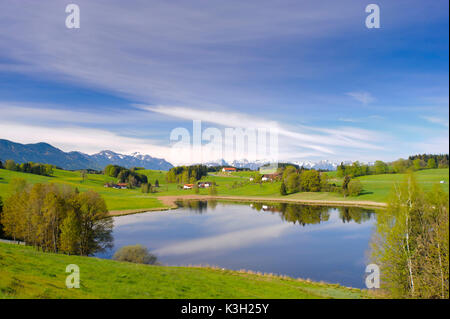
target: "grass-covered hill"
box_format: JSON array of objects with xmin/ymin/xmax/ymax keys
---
[
  {"xmin": 0, "ymin": 243, "xmax": 364, "ymax": 299},
  {"xmin": 0, "ymin": 167, "xmax": 448, "ymax": 212}
]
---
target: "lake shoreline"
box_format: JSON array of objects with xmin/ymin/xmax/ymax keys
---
[{"xmin": 108, "ymin": 195, "xmax": 387, "ymax": 217}]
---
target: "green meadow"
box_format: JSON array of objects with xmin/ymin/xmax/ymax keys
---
[
  {"xmin": 0, "ymin": 168, "xmax": 448, "ymax": 211},
  {"xmin": 0, "ymin": 243, "xmax": 364, "ymax": 299}
]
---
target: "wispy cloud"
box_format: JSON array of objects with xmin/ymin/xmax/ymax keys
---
[
  {"xmin": 140, "ymin": 104, "xmax": 385, "ymax": 156},
  {"xmin": 421, "ymin": 116, "xmax": 449, "ymax": 128},
  {"xmin": 346, "ymin": 92, "xmax": 375, "ymax": 105}
]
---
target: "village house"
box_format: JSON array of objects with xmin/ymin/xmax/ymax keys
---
[
  {"xmin": 198, "ymin": 181, "xmax": 212, "ymax": 188},
  {"xmin": 262, "ymin": 172, "xmax": 281, "ymax": 182},
  {"xmin": 222, "ymin": 167, "xmax": 236, "ymax": 173},
  {"xmin": 104, "ymin": 182, "xmax": 128, "ymax": 189},
  {"xmin": 183, "ymin": 184, "xmax": 194, "ymax": 190}
]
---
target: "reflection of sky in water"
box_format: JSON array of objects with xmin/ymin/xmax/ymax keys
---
[{"xmin": 97, "ymin": 202, "xmax": 376, "ymax": 288}]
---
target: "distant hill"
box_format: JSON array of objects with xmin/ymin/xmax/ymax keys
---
[{"xmin": 0, "ymin": 139, "xmax": 173, "ymax": 171}]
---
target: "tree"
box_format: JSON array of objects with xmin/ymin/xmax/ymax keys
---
[
  {"xmin": 59, "ymin": 210, "xmax": 81, "ymax": 255},
  {"xmin": 280, "ymin": 181, "xmax": 287, "ymax": 196},
  {"xmin": 342, "ymin": 175, "xmax": 351, "ymax": 197},
  {"xmin": 427, "ymin": 158, "xmax": 437, "ymax": 169},
  {"xmin": 347, "ymin": 179, "xmax": 363, "ymax": 196},
  {"xmin": 155, "ymin": 179, "xmax": 159, "ymax": 187},
  {"xmin": 337, "ymin": 162, "xmax": 346, "ymax": 178},
  {"xmin": 392, "ymin": 158, "xmax": 409, "ymax": 173},
  {"xmin": 417, "ymin": 184, "xmax": 449, "ymax": 298},
  {"xmin": 253, "ymin": 173, "xmax": 262, "ymax": 184},
  {"xmin": 438, "ymin": 158, "xmax": 449, "ymax": 168},
  {"xmin": 77, "ymin": 190, "xmax": 113, "ymax": 256},
  {"xmin": 371, "ymin": 173, "xmax": 423, "ymax": 297},
  {"xmin": 285, "ymin": 173, "xmax": 300, "ymax": 194},
  {"xmin": 282, "ymin": 165, "xmax": 297, "ymax": 181},
  {"xmin": 113, "ymin": 245, "xmax": 158, "ymax": 265},
  {"xmin": 370, "ymin": 174, "xmax": 449, "ymax": 298},
  {"xmin": 300, "ymin": 170, "xmax": 321, "ymax": 192},
  {"xmin": 4, "ymin": 160, "xmax": 17, "ymax": 171},
  {"xmin": 413, "ymin": 159, "xmax": 423, "ymax": 171}
]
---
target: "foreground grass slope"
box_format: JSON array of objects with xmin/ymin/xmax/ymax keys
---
[{"xmin": 0, "ymin": 243, "xmax": 363, "ymax": 299}]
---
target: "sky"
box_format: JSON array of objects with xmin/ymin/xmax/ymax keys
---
[{"xmin": 0, "ymin": 0, "xmax": 448, "ymax": 165}]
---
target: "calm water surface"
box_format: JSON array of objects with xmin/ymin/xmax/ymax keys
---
[{"xmin": 98, "ymin": 201, "xmax": 376, "ymax": 288}]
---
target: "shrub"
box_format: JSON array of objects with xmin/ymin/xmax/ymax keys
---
[
  {"xmin": 113, "ymin": 245, "xmax": 158, "ymax": 265},
  {"xmin": 208, "ymin": 185, "xmax": 218, "ymax": 196},
  {"xmin": 347, "ymin": 179, "xmax": 363, "ymax": 196}
]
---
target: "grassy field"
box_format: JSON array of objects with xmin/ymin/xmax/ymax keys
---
[
  {"xmin": 0, "ymin": 168, "xmax": 448, "ymax": 212},
  {"xmin": 0, "ymin": 168, "xmax": 166, "ymax": 211},
  {"xmin": 0, "ymin": 242, "xmax": 364, "ymax": 299}
]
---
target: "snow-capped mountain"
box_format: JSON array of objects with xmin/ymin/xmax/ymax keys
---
[
  {"xmin": 202, "ymin": 158, "xmax": 358, "ymax": 171},
  {"xmin": 202, "ymin": 158, "xmax": 270, "ymax": 170},
  {"xmin": 293, "ymin": 160, "xmax": 342, "ymax": 171},
  {"xmin": 91, "ymin": 150, "xmax": 173, "ymax": 170}
]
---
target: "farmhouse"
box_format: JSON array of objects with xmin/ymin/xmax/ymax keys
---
[
  {"xmin": 222, "ymin": 167, "xmax": 236, "ymax": 172},
  {"xmin": 198, "ymin": 181, "xmax": 212, "ymax": 188},
  {"xmin": 262, "ymin": 172, "xmax": 281, "ymax": 182},
  {"xmin": 104, "ymin": 182, "xmax": 128, "ymax": 189},
  {"xmin": 183, "ymin": 184, "xmax": 195, "ymax": 190}
]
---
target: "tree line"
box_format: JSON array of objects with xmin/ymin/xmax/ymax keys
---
[
  {"xmin": 409, "ymin": 154, "xmax": 449, "ymax": 167},
  {"xmin": 166, "ymin": 165, "xmax": 208, "ymax": 183},
  {"xmin": 279, "ymin": 166, "xmax": 363, "ymax": 197},
  {"xmin": 0, "ymin": 179, "xmax": 113, "ymax": 256},
  {"xmin": 0, "ymin": 159, "xmax": 54, "ymax": 176},
  {"xmin": 371, "ymin": 175, "xmax": 449, "ymax": 298},
  {"xmin": 337, "ymin": 154, "xmax": 448, "ymax": 178},
  {"xmin": 104, "ymin": 164, "xmax": 148, "ymax": 188}
]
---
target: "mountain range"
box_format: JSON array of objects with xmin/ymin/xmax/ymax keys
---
[
  {"xmin": 0, "ymin": 139, "xmax": 173, "ymax": 171},
  {"xmin": 0, "ymin": 139, "xmax": 366, "ymax": 172},
  {"xmin": 203, "ymin": 158, "xmax": 352, "ymax": 171}
]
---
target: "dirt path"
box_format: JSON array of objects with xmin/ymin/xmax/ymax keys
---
[
  {"xmin": 108, "ymin": 195, "xmax": 386, "ymax": 217},
  {"xmin": 159, "ymin": 195, "xmax": 387, "ymax": 208}
]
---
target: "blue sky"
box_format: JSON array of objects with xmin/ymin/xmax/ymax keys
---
[{"xmin": 0, "ymin": 0, "xmax": 448, "ymax": 165}]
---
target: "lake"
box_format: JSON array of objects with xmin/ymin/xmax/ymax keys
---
[{"xmin": 97, "ymin": 201, "xmax": 377, "ymax": 288}]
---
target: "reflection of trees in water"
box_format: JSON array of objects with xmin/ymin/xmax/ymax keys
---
[
  {"xmin": 176, "ymin": 200, "xmax": 214, "ymax": 214},
  {"xmin": 249, "ymin": 202, "xmax": 374, "ymax": 226},
  {"xmin": 279, "ymin": 204, "xmax": 330, "ymax": 226},
  {"xmin": 338, "ymin": 207, "xmax": 374, "ymax": 224},
  {"xmin": 250, "ymin": 202, "xmax": 330, "ymax": 226}
]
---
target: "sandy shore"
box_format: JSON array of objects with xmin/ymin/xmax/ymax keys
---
[{"xmin": 108, "ymin": 195, "xmax": 386, "ymax": 217}]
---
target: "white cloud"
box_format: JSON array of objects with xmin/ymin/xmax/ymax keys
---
[{"xmin": 0, "ymin": 120, "xmax": 171, "ymax": 158}]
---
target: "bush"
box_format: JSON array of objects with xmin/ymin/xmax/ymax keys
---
[
  {"xmin": 208, "ymin": 185, "xmax": 218, "ymax": 196},
  {"xmin": 347, "ymin": 179, "xmax": 363, "ymax": 196},
  {"xmin": 113, "ymin": 245, "xmax": 158, "ymax": 265}
]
